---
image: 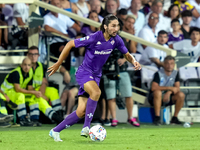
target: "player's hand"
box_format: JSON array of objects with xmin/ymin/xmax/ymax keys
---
[
  {"xmin": 133, "ymin": 61, "xmax": 141, "ymax": 70},
  {"xmin": 47, "ymin": 62, "xmax": 60, "ymax": 77},
  {"xmin": 163, "ymin": 91, "xmax": 172, "ymax": 103},
  {"xmin": 34, "ymin": 91, "xmax": 42, "ymax": 98}
]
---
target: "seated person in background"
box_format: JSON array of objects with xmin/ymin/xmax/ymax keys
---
[
  {"xmin": 168, "ymin": 19, "xmax": 184, "ymax": 45},
  {"xmin": 1, "ymin": 58, "xmax": 41, "ymax": 126},
  {"xmin": 44, "ymin": 0, "xmax": 80, "ymax": 84},
  {"xmin": 88, "ymin": 0, "xmax": 104, "ymax": 22},
  {"xmin": 103, "ymin": 50, "xmax": 140, "ymax": 127},
  {"xmin": 60, "ymin": 0, "xmax": 78, "ymax": 13},
  {"xmin": 27, "ymin": 46, "xmax": 63, "ymax": 116},
  {"xmin": 75, "ymin": 0, "xmax": 91, "ymax": 18},
  {"xmin": 0, "ymin": 99, "xmax": 14, "ymax": 128},
  {"xmin": 9, "ymin": 3, "xmax": 29, "ymax": 49},
  {"xmin": 0, "ymin": 6, "xmax": 8, "ymax": 49},
  {"xmin": 117, "ymin": 8, "xmax": 128, "ymax": 23},
  {"xmin": 81, "ymin": 10, "xmax": 100, "ymax": 36},
  {"xmin": 137, "ymin": 12, "xmax": 160, "ymax": 53},
  {"xmin": 149, "ymin": 55, "xmax": 185, "ymax": 125},
  {"xmin": 169, "ymin": 27, "xmax": 200, "ymax": 63},
  {"xmin": 139, "ymin": 30, "xmax": 168, "ymax": 68},
  {"xmin": 102, "ymin": 0, "xmax": 118, "ymax": 17},
  {"xmin": 180, "ymin": 10, "xmax": 193, "ymax": 39},
  {"xmin": 122, "ymin": 15, "xmax": 137, "ymax": 53}
]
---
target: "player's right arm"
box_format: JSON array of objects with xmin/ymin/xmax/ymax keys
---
[{"xmin": 48, "ymin": 40, "xmax": 75, "ymax": 76}]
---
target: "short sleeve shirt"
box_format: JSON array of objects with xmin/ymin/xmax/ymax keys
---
[{"xmin": 74, "ymin": 31, "xmax": 128, "ymax": 75}]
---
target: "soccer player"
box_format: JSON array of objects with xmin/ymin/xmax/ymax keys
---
[{"xmin": 48, "ymin": 14, "xmax": 141, "ymax": 142}]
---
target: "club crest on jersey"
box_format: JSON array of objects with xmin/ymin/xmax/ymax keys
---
[
  {"xmin": 111, "ymin": 40, "xmax": 115, "ymax": 45},
  {"xmin": 86, "ymin": 36, "xmax": 89, "ymax": 40}
]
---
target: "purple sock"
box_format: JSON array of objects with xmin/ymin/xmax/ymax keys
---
[
  {"xmin": 53, "ymin": 111, "xmax": 80, "ymax": 132},
  {"xmin": 83, "ymin": 98, "xmax": 98, "ymax": 128}
]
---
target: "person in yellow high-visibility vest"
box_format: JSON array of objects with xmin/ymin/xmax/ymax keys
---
[
  {"xmin": 27, "ymin": 46, "xmax": 63, "ymax": 117},
  {"xmin": 1, "ymin": 58, "xmax": 42, "ymax": 126}
]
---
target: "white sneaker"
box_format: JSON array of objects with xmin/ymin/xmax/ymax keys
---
[
  {"xmin": 49, "ymin": 129, "xmax": 63, "ymax": 142},
  {"xmin": 80, "ymin": 126, "xmax": 89, "ymax": 138}
]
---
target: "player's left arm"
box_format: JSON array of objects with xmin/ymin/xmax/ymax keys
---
[{"xmin": 124, "ymin": 52, "xmax": 141, "ymax": 70}]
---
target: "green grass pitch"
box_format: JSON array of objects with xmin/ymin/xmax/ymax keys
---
[{"xmin": 0, "ymin": 123, "xmax": 200, "ymax": 150}]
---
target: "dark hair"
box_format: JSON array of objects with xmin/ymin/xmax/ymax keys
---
[
  {"xmin": 117, "ymin": 8, "xmax": 127, "ymax": 16},
  {"xmin": 28, "ymin": 46, "xmax": 38, "ymax": 51},
  {"xmin": 100, "ymin": 14, "xmax": 119, "ymax": 33},
  {"xmin": 164, "ymin": 55, "xmax": 175, "ymax": 62},
  {"xmin": 171, "ymin": 18, "xmax": 180, "ymax": 25},
  {"xmin": 82, "ymin": 10, "xmax": 100, "ymax": 29},
  {"xmin": 181, "ymin": 10, "xmax": 192, "ymax": 17},
  {"xmin": 158, "ymin": 30, "xmax": 168, "ymax": 36},
  {"xmin": 167, "ymin": 4, "xmax": 180, "ymax": 18},
  {"xmin": 189, "ymin": 27, "xmax": 200, "ymax": 36}
]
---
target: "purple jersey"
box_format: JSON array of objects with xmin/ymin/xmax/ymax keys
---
[
  {"xmin": 74, "ymin": 31, "xmax": 128, "ymax": 76},
  {"xmin": 168, "ymin": 33, "xmax": 184, "ymax": 45}
]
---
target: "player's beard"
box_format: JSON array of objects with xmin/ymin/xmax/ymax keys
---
[{"xmin": 106, "ymin": 28, "xmax": 118, "ymax": 37}]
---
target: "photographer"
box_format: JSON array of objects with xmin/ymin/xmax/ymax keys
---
[{"xmin": 103, "ymin": 49, "xmax": 140, "ymax": 127}]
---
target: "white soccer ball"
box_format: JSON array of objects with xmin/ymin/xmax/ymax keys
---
[{"xmin": 89, "ymin": 125, "xmax": 107, "ymax": 142}]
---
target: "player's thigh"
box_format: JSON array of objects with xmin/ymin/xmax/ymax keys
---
[
  {"xmin": 119, "ymin": 72, "xmax": 132, "ymax": 98},
  {"xmin": 84, "ymin": 80, "xmax": 101, "ymax": 97},
  {"xmin": 103, "ymin": 75, "xmax": 116, "ymax": 100},
  {"xmin": 76, "ymin": 96, "xmax": 88, "ymax": 117}
]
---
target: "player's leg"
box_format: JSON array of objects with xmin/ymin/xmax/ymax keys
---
[
  {"xmin": 50, "ymin": 96, "xmax": 87, "ymax": 141},
  {"xmin": 170, "ymin": 91, "xmax": 185, "ymax": 124},
  {"xmin": 81, "ymin": 80, "xmax": 101, "ymax": 133}
]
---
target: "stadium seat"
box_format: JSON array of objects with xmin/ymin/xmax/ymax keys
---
[{"xmin": 179, "ymin": 67, "xmax": 198, "ymax": 81}]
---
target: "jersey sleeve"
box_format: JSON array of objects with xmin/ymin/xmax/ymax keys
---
[
  {"xmin": 152, "ymin": 72, "xmax": 160, "ymax": 84},
  {"xmin": 116, "ymin": 36, "xmax": 128, "ymax": 54},
  {"xmin": 74, "ymin": 33, "xmax": 96, "ymax": 48},
  {"xmin": 175, "ymin": 71, "xmax": 180, "ymax": 82},
  {"xmin": 7, "ymin": 71, "xmax": 20, "ymax": 84}
]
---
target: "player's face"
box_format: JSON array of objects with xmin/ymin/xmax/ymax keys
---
[
  {"xmin": 157, "ymin": 34, "xmax": 168, "ymax": 45},
  {"xmin": 27, "ymin": 49, "xmax": 39, "ymax": 63},
  {"xmin": 21, "ymin": 59, "xmax": 32, "ymax": 73},
  {"xmin": 164, "ymin": 59, "xmax": 175, "ymax": 72},
  {"xmin": 106, "ymin": 19, "xmax": 120, "ymax": 37},
  {"xmin": 190, "ymin": 31, "xmax": 200, "ymax": 42}
]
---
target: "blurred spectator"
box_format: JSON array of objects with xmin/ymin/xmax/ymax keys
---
[
  {"xmin": 145, "ymin": 0, "xmax": 168, "ymax": 31},
  {"xmin": 27, "ymin": 46, "xmax": 63, "ymax": 116},
  {"xmin": 75, "ymin": 0, "xmax": 91, "ymax": 17},
  {"xmin": 117, "ymin": 8, "xmax": 128, "ymax": 24},
  {"xmin": 0, "ymin": 7, "xmax": 8, "ymax": 49},
  {"xmin": 2, "ymin": 4, "xmax": 13, "ymax": 30},
  {"xmin": 168, "ymin": 19, "xmax": 184, "ymax": 45},
  {"xmin": 39, "ymin": 0, "xmax": 50, "ymax": 17},
  {"xmin": 61, "ymin": 0, "xmax": 78, "ymax": 13},
  {"xmin": 9, "ymin": 3, "xmax": 29, "ymax": 49},
  {"xmin": 44, "ymin": 0, "xmax": 80, "ymax": 84},
  {"xmin": 165, "ymin": 4, "xmax": 182, "ymax": 32},
  {"xmin": 103, "ymin": 49, "xmax": 140, "ymax": 127},
  {"xmin": 88, "ymin": 0, "xmax": 104, "ymax": 22},
  {"xmin": 81, "ymin": 10, "xmax": 100, "ymax": 36},
  {"xmin": 102, "ymin": 0, "xmax": 118, "ymax": 17},
  {"xmin": 139, "ymin": 30, "xmax": 168, "ymax": 68},
  {"xmin": 137, "ymin": 12, "xmax": 160, "ymax": 53},
  {"xmin": 169, "ymin": 27, "xmax": 200, "ymax": 62},
  {"xmin": 139, "ymin": 0, "xmax": 151, "ymax": 15},
  {"xmin": 188, "ymin": 0, "xmax": 200, "ymax": 27},
  {"xmin": 174, "ymin": 0, "xmax": 200, "ymax": 18},
  {"xmin": 0, "ymin": 58, "xmax": 40, "ymax": 126},
  {"xmin": 180, "ymin": 10, "xmax": 193, "ymax": 39},
  {"xmin": 122, "ymin": 15, "xmax": 137, "ymax": 53},
  {"xmin": 149, "ymin": 55, "xmax": 184, "ymax": 125},
  {"xmin": 127, "ymin": 0, "xmax": 145, "ymax": 36},
  {"xmin": 118, "ymin": 0, "xmax": 131, "ymax": 9}
]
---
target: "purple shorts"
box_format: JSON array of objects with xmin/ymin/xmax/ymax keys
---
[{"xmin": 76, "ymin": 67, "xmax": 101, "ymax": 97}]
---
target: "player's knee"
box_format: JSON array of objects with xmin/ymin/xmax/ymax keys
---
[
  {"xmin": 153, "ymin": 90, "xmax": 162, "ymax": 98},
  {"xmin": 177, "ymin": 91, "xmax": 185, "ymax": 101},
  {"xmin": 76, "ymin": 109, "xmax": 85, "ymax": 118},
  {"xmin": 90, "ymin": 89, "xmax": 101, "ymax": 100}
]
